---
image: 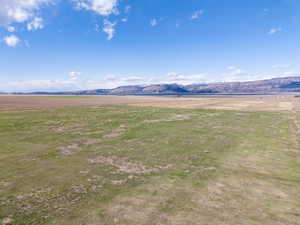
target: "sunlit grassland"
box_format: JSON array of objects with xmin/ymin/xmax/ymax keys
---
[{"xmin": 0, "ymin": 106, "xmax": 300, "ymax": 225}]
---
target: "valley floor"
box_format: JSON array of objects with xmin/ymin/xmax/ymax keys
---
[
  {"xmin": 0, "ymin": 97, "xmax": 300, "ymax": 224},
  {"xmin": 1, "ymin": 95, "xmax": 300, "ymax": 111}
]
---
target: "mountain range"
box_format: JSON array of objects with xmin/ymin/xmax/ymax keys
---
[{"xmin": 7, "ymin": 76, "xmax": 300, "ymax": 95}]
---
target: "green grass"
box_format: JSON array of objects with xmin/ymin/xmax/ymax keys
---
[{"xmin": 0, "ymin": 106, "xmax": 300, "ymax": 225}]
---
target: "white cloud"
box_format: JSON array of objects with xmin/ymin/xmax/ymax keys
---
[
  {"xmin": 272, "ymin": 64, "xmax": 291, "ymax": 69},
  {"xmin": 103, "ymin": 75, "xmax": 118, "ymax": 81},
  {"xmin": 3, "ymin": 35, "xmax": 20, "ymax": 47},
  {"xmin": 74, "ymin": 0, "xmax": 119, "ymax": 16},
  {"xmin": 190, "ymin": 10, "xmax": 204, "ymax": 20},
  {"xmin": 7, "ymin": 26, "xmax": 16, "ymax": 32},
  {"xmin": 269, "ymin": 27, "xmax": 282, "ymax": 35},
  {"xmin": 166, "ymin": 72, "xmax": 208, "ymax": 84},
  {"xmin": 150, "ymin": 19, "xmax": 158, "ymax": 26},
  {"xmin": 227, "ymin": 66, "xmax": 236, "ymax": 70},
  {"xmin": 27, "ymin": 17, "xmax": 44, "ymax": 30},
  {"xmin": 0, "ymin": 0, "xmax": 51, "ymax": 26},
  {"xmin": 103, "ymin": 19, "xmax": 116, "ymax": 40},
  {"xmin": 121, "ymin": 76, "xmax": 144, "ymax": 82},
  {"xmin": 74, "ymin": 0, "xmax": 120, "ymax": 39},
  {"xmin": 222, "ymin": 66, "xmax": 300, "ymax": 82},
  {"xmin": 222, "ymin": 66, "xmax": 250, "ymax": 82},
  {"xmin": 2, "ymin": 70, "xmax": 300, "ymax": 92},
  {"xmin": 69, "ymin": 71, "xmax": 81, "ymax": 80},
  {"xmin": 121, "ymin": 18, "xmax": 128, "ymax": 22},
  {"xmin": 226, "ymin": 66, "xmax": 245, "ymax": 75},
  {"xmin": 0, "ymin": 75, "xmax": 148, "ymax": 92},
  {"xmin": 263, "ymin": 9, "xmax": 269, "ymax": 13},
  {"xmin": 0, "ymin": 79, "xmax": 83, "ymax": 92},
  {"xmin": 284, "ymin": 71, "xmax": 300, "ymax": 76},
  {"xmin": 94, "ymin": 23, "xmax": 100, "ymax": 32},
  {"xmin": 0, "ymin": 71, "xmax": 86, "ymax": 92}
]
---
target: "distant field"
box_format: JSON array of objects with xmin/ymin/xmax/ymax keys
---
[
  {"xmin": 1, "ymin": 95, "xmax": 300, "ymax": 111},
  {"xmin": 130, "ymin": 95, "xmax": 300, "ymax": 111},
  {"xmin": 0, "ymin": 95, "xmax": 173, "ymax": 111}
]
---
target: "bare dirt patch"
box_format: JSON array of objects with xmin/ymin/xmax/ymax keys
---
[
  {"xmin": 58, "ymin": 144, "xmax": 81, "ymax": 156},
  {"xmin": 2, "ymin": 217, "xmax": 13, "ymax": 225},
  {"xmin": 85, "ymin": 127, "xmax": 124, "ymax": 145},
  {"xmin": 88, "ymin": 156, "xmax": 156, "ymax": 174},
  {"xmin": 144, "ymin": 114, "xmax": 191, "ymax": 123},
  {"xmin": 88, "ymin": 156, "xmax": 172, "ymax": 174},
  {"xmin": 57, "ymin": 127, "xmax": 125, "ymax": 155}
]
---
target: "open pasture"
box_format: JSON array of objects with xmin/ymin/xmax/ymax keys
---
[{"xmin": 0, "ymin": 95, "xmax": 300, "ymax": 225}]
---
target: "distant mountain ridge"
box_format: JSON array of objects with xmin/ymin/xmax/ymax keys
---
[{"xmin": 8, "ymin": 76, "xmax": 300, "ymax": 95}]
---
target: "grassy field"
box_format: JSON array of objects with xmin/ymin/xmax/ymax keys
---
[{"xmin": 1, "ymin": 106, "xmax": 300, "ymax": 224}]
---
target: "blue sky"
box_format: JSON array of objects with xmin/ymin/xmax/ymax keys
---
[{"xmin": 1, "ymin": 0, "xmax": 300, "ymax": 92}]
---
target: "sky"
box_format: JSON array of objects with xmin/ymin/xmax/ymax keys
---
[{"xmin": 0, "ymin": 0, "xmax": 300, "ymax": 92}]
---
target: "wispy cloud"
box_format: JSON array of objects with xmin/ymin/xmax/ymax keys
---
[
  {"xmin": 269, "ymin": 27, "xmax": 282, "ymax": 35},
  {"xmin": 284, "ymin": 71, "xmax": 300, "ymax": 76},
  {"xmin": 74, "ymin": 0, "xmax": 120, "ymax": 40},
  {"xmin": 103, "ymin": 19, "xmax": 116, "ymax": 40},
  {"xmin": 7, "ymin": 26, "xmax": 16, "ymax": 32},
  {"xmin": 166, "ymin": 72, "xmax": 208, "ymax": 84},
  {"xmin": 27, "ymin": 17, "xmax": 44, "ymax": 31},
  {"xmin": 190, "ymin": 10, "xmax": 204, "ymax": 20},
  {"xmin": 222, "ymin": 66, "xmax": 249, "ymax": 82},
  {"xmin": 0, "ymin": 75, "xmax": 149, "ymax": 92},
  {"xmin": 150, "ymin": 18, "xmax": 158, "ymax": 26},
  {"xmin": 272, "ymin": 64, "xmax": 291, "ymax": 69},
  {"xmin": 124, "ymin": 5, "xmax": 131, "ymax": 14}
]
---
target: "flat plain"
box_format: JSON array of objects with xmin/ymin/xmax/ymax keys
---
[
  {"xmin": 0, "ymin": 95, "xmax": 300, "ymax": 225},
  {"xmin": 0, "ymin": 95, "xmax": 300, "ymax": 111}
]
